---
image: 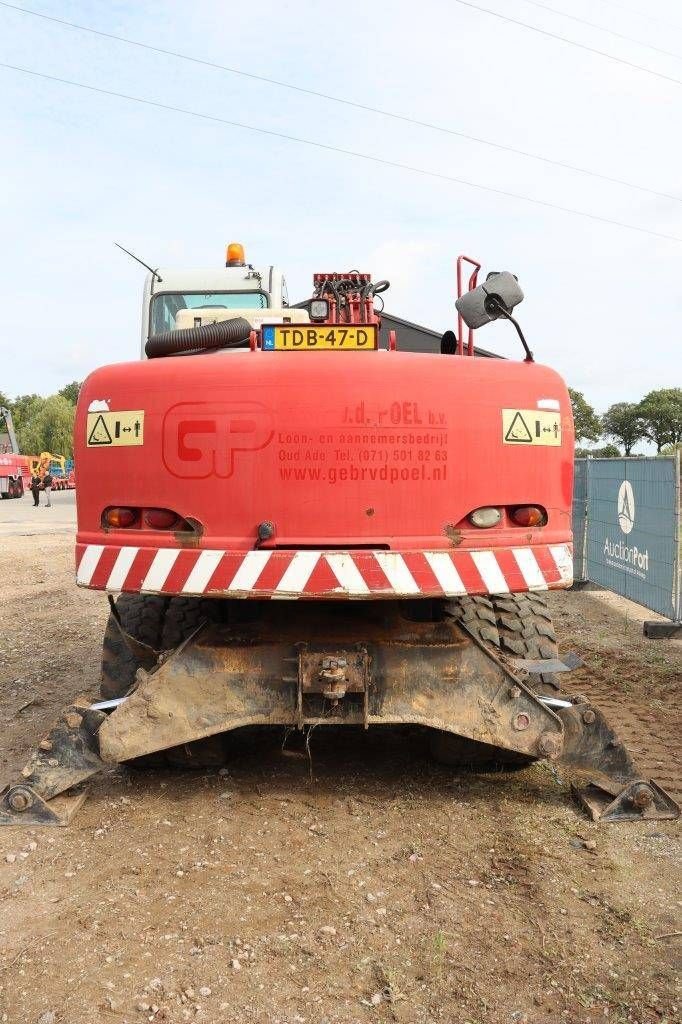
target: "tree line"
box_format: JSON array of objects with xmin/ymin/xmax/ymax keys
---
[
  {"xmin": 2, "ymin": 381, "xmax": 680, "ymax": 462},
  {"xmin": 569, "ymin": 388, "xmax": 682, "ymax": 458},
  {"xmin": 0, "ymin": 383, "xmax": 81, "ymax": 459}
]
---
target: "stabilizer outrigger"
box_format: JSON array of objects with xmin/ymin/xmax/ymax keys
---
[{"xmin": 1, "ymin": 610, "xmax": 679, "ymax": 826}]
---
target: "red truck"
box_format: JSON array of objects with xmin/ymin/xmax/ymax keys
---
[{"xmin": 0, "ymin": 407, "xmax": 25, "ymax": 499}]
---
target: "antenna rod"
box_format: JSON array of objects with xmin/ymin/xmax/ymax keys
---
[{"xmin": 114, "ymin": 242, "xmax": 162, "ymax": 283}]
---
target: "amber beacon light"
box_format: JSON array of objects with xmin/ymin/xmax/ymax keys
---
[{"xmin": 226, "ymin": 242, "xmax": 246, "ymax": 266}]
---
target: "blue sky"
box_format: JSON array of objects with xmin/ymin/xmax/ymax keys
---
[{"xmin": 1, "ymin": 0, "xmax": 682, "ymax": 420}]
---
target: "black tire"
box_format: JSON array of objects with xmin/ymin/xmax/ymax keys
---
[
  {"xmin": 159, "ymin": 596, "xmax": 216, "ymax": 650},
  {"xmin": 432, "ymin": 594, "xmax": 555, "ymax": 769},
  {"xmin": 100, "ymin": 594, "xmax": 224, "ymax": 768},
  {"xmin": 489, "ymin": 593, "xmax": 559, "ymax": 691},
  {"xmin": 101, "ymin": 594, "xmax": 168, "ymax": 700},
  {"xmin": 443, "ymin": 595, "xmax": 500, "ymax": 646},
  {"xmin": 16, "ymin": 478, "xmax": 23, "ymax": 498},
  {"xmin": 101, "ymin": 594, "xmax": 222, "ymax": 699},
  {"xmin": 429, "ymin": 731, "xmax": 533, "ymax": 771},
  {"xmin": 491, "ymin": 593, "xmax": 558, "ymax": 659}
]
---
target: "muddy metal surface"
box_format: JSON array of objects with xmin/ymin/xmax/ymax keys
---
[{"xmin": 0, "ymin": 527, "xmax": 680, "ymax": 1024}]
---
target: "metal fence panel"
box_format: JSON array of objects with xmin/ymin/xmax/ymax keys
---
[
  {"xmin": 572, "ymin": 459, "xmax": 588, "ymax": 581},
  {"xmin": 584, "ymin": 456, "xmax": 679, "ymax": 620}
]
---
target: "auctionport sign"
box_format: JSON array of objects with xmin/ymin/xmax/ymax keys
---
[{"xmin": 583, "ymin": 457, "xmax": 680, "ymax": 620}]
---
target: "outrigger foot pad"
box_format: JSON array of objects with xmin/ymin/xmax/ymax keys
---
[
  {"xmin": 0, "ymin": 698, "xmax": 107, "ymax": 826},
  {"xmin": 572, "ymin": 779, "xmax": 680, "ymax": 823},
  {"xmin": 555, "ymin": 701, "xmax": 680, "ymax": 823},
  {"xmin": 0, "ymin": 786, "xmax": 88, "ymax": 826}
]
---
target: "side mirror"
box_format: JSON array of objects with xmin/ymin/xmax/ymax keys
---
[{"xmin": 455, "ymin": 271, "xmax": 524, "ymax": 330}]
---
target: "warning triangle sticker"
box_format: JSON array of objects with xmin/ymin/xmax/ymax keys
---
[
  {"xmin": 504, "ymin": 411, "xmax": 533, "ymax": 443},
  {"xmin": 88, "ymin": 414, "xmax": 113, "ymax": 446}
]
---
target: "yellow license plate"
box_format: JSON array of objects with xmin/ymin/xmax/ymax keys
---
[{"xmin": 262, "ymin": 324, "xmax": 377, "ymax": 351}]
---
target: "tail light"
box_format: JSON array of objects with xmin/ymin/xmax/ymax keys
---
[
  {"xmin": 144, "ymin": 508, "xmax": 179, "ymax": 530},
  {"xmin": 510, "ymin": 505, "xmax": 546, "ymax": 527},
  {"xmin": 102, "ymin": 507, "xmax": 194, "ymax": 532},
  {"xmin": 103, "ymin": 507, "xmax": 138, "ymax": 528},
  {"xmin": 469, "ymin": 507, "xmax": 502, "ymax": 528}
]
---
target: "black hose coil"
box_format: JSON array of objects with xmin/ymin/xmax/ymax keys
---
[{"xmin": 145, "ymin": 316, "xmax": 252, "ymax": 359}]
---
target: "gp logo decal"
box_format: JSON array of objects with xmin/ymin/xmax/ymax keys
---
[
  {"xmin": 502, "ymin": 409, "xmax": 562, "ymax": 446},
  {"xmin": 87, "ymin": 410, "xmax": 144, "ymax": 447},
  {"xmin": 162, "ymin": 401, "xmax": 274, "ymax": 478}
]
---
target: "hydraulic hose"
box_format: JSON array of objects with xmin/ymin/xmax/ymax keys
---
[{"xmin": 145, "ymin": 316, "xmax": 252, "ymax": 359}]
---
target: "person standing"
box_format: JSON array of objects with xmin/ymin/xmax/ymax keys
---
[
  {"xmin": 43, "ymin": 471, "xmax": 53, "ymax": 507},
  {"xmin": 30, "ymin": 473, "xmax": 41, "ymax": 506}
]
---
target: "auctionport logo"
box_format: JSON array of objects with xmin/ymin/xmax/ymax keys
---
[
  {"xmin": 617, "ymin": 480, "xmax": 635, "ymax": 535},
  {"xmin": 602, "ymin": 478, "xmax": 649, "ymax": 579}
]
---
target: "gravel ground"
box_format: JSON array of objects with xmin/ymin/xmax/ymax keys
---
[{"xmin": 0, "ymin": 512, "xmax": 679, "ymax": 1024}]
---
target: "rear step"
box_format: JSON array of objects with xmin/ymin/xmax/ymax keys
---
[{"xmin": 1, "ymin": 615, "xmax": 678, "ymax": 826}]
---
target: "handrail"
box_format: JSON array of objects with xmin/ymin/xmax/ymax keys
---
[{"xmin": 456, "ymin": 255, "xmax": 481, "ymax": 356}]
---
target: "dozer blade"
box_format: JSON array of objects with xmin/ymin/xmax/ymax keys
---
[
  {"xmin": 0, "ymin": 607, "xmax": 678, "ymax": 825},
  {"xmin": 95, "ymin": 617, "xmax": 565, "ymax": 764}
]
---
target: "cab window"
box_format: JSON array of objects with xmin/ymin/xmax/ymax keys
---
[{"xmin": 150, "ymin": 291, "xmax": 268, "ymax": 333}]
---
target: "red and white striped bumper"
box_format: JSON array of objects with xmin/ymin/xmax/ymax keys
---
[{"xmin": 75, "ymin": 543, "xmax": 573, "ymax": 598}]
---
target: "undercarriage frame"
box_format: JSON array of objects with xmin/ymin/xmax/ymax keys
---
[{"xmin": 1, "ymin": 603, "xmax": 678, "ymax": 826}]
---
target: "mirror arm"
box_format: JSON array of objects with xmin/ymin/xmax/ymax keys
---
[{"xmin": 486, "ymin": 298, "xmax": 534, "ymax": 363}]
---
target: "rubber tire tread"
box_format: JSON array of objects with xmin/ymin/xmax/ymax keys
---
[
  {"xmin": 160, "ymin": 597, "xmax": 220, "ymax": 650},
  {"xmin": 100, "ymin": 594, "xmax": 168, "ymax": 700},
  {"xmin": 434, "ymin": 595, "xmax": 543, "ymax": 769},
  {"xmin": 100, "ymin": 595, "xmax": 224, "ymax": 767},
  {"xmin": 490, "ymin": 592, "xmax": 559, "ymax": 692},
  {"xmin": 491, "ymin": 593, "xmax": 558, "ymax": 661},
  {"xmin": 436, "ymin": 596, "xmax": 517, "ymax": 768},
  {"xmin": 443, "ymin": 595, "xmax": 500, "ymax": 648}
]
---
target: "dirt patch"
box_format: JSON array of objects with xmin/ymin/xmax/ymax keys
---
[
  {"xmin": 550, "ymin": 588, "xmax": 682, "ymax": 805},
  {"xmin": 0, "ymin": 535, "xmax": 680, "ymax": 1024}
]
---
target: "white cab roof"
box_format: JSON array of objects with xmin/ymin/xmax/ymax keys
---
[{"xmin": 149, "ymin": 266, "xmax": 276, "ymax": 293}]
